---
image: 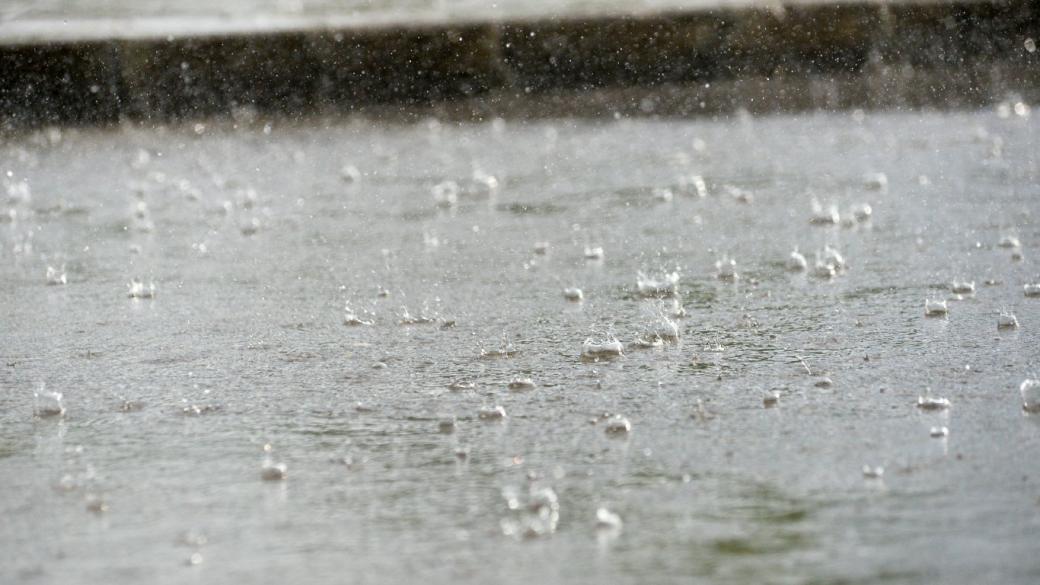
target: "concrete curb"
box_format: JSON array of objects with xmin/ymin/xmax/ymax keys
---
[{"xmin": 1, "ymin": 1, "xmax": 1037, "ymax": 128}]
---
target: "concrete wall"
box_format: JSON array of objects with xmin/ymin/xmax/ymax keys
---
[{"xmin": 1, "ymin": 0, "xmax": 1037, "ymax": 127}]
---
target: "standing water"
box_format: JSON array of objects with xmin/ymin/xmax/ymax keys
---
[{"xmin": 1, "ymin": 108, "xmax": 1039, "ymax": 585}]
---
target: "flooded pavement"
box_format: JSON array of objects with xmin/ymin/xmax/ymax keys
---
[{"xmin": 2, "ymin": 107, "xmax": 1039, "ymax": 584}]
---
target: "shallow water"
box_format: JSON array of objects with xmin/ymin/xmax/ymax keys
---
[{"xmin": 2, "ymin": 108, "xmax": 1039, "ymax": 584}]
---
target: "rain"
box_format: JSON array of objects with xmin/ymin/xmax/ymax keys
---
[{"xmin": 1, "ymin": 0, "xmax": 1039, "ymax": 584}]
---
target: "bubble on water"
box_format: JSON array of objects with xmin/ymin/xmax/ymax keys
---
[
  {"xmin": 924, "ymin": 299, "xmax": 948, "ymax": 317},
  {"xmin": 33, "ymin": 385, "xmax": 65, "ymax": 418},
  {"xmin": 508, "ymin": 377, "xmax": 536, "ymax": 391},
  {"xmin": 863, "ymin": 172, "xmax": 888, "ymax": 191},
  {"xmin": 997, "ymin": 308, "xmax": 1019, "ymax": 329},
  {"xmin": 862, "ymin": 465, "xmax": 884, "ymax": 479},
  {"xmin": 562, "ymin": 287, "xmax": 584, "ymax": 302},
  {"xmin": 127, "ymin": 279, "xmax": 157, "ymax": 299},
  {"xmin": 261, "ymin": 459, "xmax": 287, "ymax": 481},
  {"xmin": 950, "ymin": 281, "xmax": 975, "ymax": 295},
  {"xmin": 1021, "ymin": 379, "xmax": 1040, "ymax": 413},
  {"xmin": 595, "ymin": 507, "xmax": 623, "ymax": 531},
  {"xmin": 45, "ymin": 265, "xmax": 67, "ymax": 286},
  {"xmin": 584, "ymin": 246, "xmax": 604, "ymax": 261},
  {"xmin": 603, "ymin": 415, "xmax": 631, "ymax": 435},
  {"xmin": 917, "ymin": 395, "xmax": 951, "ymax": 410},
  {"xmin": 432, "ymin": 180, "xmax": 459, "ymax": 207},
  {"xmin": 581, "ymin": 337, "xmax": 624, "ymax": 361},
  {"xmin": 786, "ymin": 249, "xmax": 807, "ymax": 272},
  {"xmin": 998, "ymin": 235, "xmax": 1020, "ymax": 249},
  {"xmin": 637, "ymin": 271, "xmax": 679, "ymax": 297},
  {"xmin": 478, "ymin": 405, "xmax": 507, "ymax": 421},
  {"xmin": 809, "ymin": 198, "xmax": 840, "ymax": 225},
  {"xmin": 715, "ymin": 257, "xmax": 738, "ymax": 281},
  {"xmin": 929, "ymin": 426, "xmax": 949, "ymax": 438}
]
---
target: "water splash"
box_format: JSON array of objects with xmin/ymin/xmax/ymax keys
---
[
  {"xmin": 127, "ymin": 279, "xmax": 157, "ymax": 299},
  {"xmin": 33, "ymin": 385, "xmax": 65, "ymax": 418},
  {"xmin": 636, "ymin": 271, "xmax": 680, "ymax": 297},
  {"xmin": 584, "ymin": 246, "xmax": 604, "ymax": 261},
  {"xmin": 45, "ymin": 265, "xmax": 66, "ymax": 286},
  {"xmin": 809, "ymin": 198, "xmax": 840, "ymax": 225},
  {"xmin": 1024, "ymin": 283, "xmax": 1040, "ymax": 297},
  {"xmin": 950, "ymin": 281, "xmax": 976, "ymax": 294},
  {"xmin": 581, "ymin": 337, "xmax": 624, "ymax": 361},
  {"xmin": 924, "ymin": 299, "xmax": 948, "ymax": 316},
  {"xmin": 997, "ymin": 308, "xmax": 1019, "ymax": 329},
  {"xmin": 603, "ymin": 414, "xmax": 631, "ymax": 435},
  {"xmin": 786, "ymin": 249, "xmax": 807, "ymax": 272},
  {"xmin": 508, "ymin": 377, "xmax": 537, "ymax": 391},
  {"xmin": 917, "ymin": 395, "xmax": 951, "ymax": 410},
  {"xmin": 715, "ymin": 257, "xmax": 738, "ymax": 281}
]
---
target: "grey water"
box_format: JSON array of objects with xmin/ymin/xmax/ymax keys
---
[{"xmin": 2, "ymin": 107, "xmax": 1039, "ymax": 584}]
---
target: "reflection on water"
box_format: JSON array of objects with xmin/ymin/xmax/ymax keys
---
[{"xmin": 1, "ymin": 108, "xmax": 1039, "ymax": 584}]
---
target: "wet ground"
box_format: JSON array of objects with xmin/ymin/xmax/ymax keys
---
[{"xmin": 1, "ymin": 106, "xmax": 1039, "ymax": 584}]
